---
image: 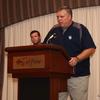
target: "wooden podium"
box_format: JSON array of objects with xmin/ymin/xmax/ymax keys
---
[{"xmin": 5, "ymin": 44, "xmax": 72, "ymax": 100}]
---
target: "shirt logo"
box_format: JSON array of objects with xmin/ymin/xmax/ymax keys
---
[{"xmin": 68, "ymin": 36, "xmax": 72, "ymax": 40}]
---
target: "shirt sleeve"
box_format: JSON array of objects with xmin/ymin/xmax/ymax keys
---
[{"xmin": 81, "ymin": 25, "xmax": 96, "ymax": 49}]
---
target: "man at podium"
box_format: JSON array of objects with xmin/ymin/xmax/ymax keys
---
[{"xmin": 43, "ymin": 6, "xmax": 96, "ymax": 100}]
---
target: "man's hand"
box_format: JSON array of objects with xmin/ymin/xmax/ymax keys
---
[{"xmin": 68, "ymin": 57, "xmax": 80, "ymax": 67}]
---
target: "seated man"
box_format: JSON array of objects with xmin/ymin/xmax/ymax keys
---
[{"xmin": 30, "ymin": 30, "xmax": 41, "ymax": 45}]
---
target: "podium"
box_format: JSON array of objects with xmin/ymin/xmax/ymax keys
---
[{"xmin": 5, "ymin": 44, "xmax": 72, "ymax": 100}]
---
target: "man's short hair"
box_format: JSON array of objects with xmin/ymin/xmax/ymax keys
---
[
  {"xmin": 30, "ymin": 30, "xmax": 40, "ymax": 37},
  {"xmin": 56, "ymin": 6, "xmax": 72, "ymax": 17}
]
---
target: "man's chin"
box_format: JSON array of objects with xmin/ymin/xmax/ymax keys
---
[{"xmin": 59, "ymin": 24, "xmax": 65, "ymax": 27}]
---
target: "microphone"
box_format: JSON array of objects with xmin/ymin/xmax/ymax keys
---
[{"xmin": 46, "ymin": 33, "xmax": 56, "ymax": 44}]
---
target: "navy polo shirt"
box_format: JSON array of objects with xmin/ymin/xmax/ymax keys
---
[{"xmin": 43, "ymin": 22, "xmax": 96, "ymax": 77}]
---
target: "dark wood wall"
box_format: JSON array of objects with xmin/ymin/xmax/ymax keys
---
[
  {"xmin": 0, "ymin": 28, "xmax": 4, "ymax": 100},
  {"xmin": 0, "ymin": 0, "xmax": 100, "ymax": 29}
]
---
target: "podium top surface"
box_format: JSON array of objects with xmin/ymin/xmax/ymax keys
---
[
  {"xmin": 5, "ymin": 44, "xmax": 70, "ymax": 60},
  {"xmin": 5, "ymin": 44, "xmax": 65, "ymax": 51}
]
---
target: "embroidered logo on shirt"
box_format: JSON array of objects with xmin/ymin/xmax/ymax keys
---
[{"xmin": 68, "ymin": 36, "xmax": 72, "ymax": 40}]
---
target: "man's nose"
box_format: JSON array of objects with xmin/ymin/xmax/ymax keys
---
[{"xmin": 58, "ymin": 18, "xmax": 62, "ymax": 22}]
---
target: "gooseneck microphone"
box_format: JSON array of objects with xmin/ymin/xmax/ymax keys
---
[{"xmin": 46, "ymin": 33, "xmax": 56, "ymax": 44}]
